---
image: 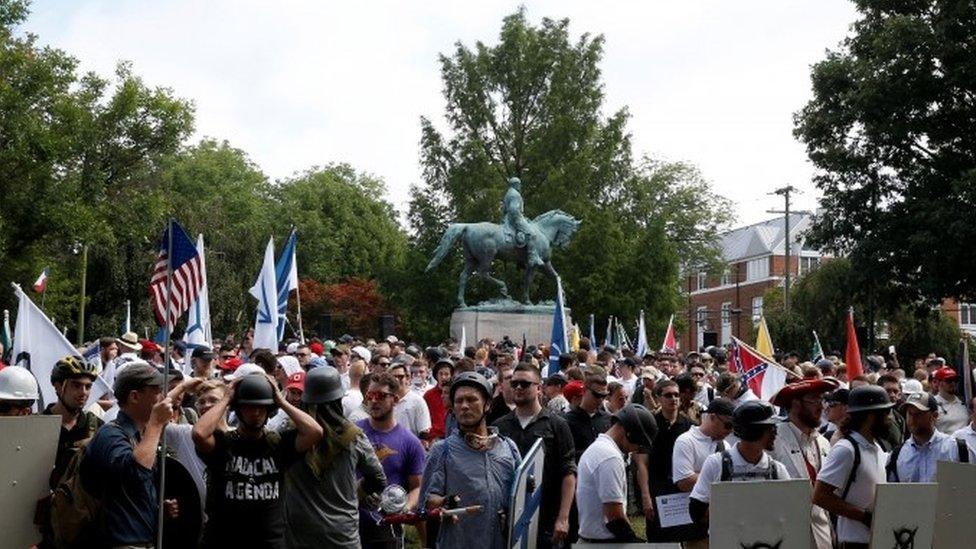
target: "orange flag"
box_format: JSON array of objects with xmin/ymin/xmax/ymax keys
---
[{"xmin": 845, "ymin": 308, "xmax": 864, "ymax": 379}]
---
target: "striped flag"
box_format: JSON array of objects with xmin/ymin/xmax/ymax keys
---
[
  {"xmin": 149, "ymin": 220, "xmax": 204, "ymax": 329},
  {"xmin": 32, "ymin": 267, "xmax": 49, "ymax": 293},
  {"xmin": 660, "ymin": 314, "xmax": 677, "ymax": 353}
]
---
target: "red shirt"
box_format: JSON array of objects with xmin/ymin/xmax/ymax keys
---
[{"xmin": 423, "ymin": 385, "xmax": 448, "ymax": 440}]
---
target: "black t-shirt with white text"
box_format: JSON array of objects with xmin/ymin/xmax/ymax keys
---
[{"xmin": 201, "ymin": 428, "xmax": 300, "ymax": 549}]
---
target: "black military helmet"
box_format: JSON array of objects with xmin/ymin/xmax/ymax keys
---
[
  {"xmin": 846, "ymin": 385, "xmax": 894, "ymax": 413},
  {"xmin": 611, "ymin": 404, "xmax": 658, "ymax": 452},
  {"xmin": 234, "ymin": 373, "xmax": 275, "ymax": 407},
  {"xmin": 303, "ymin": 365, "xmax": 344, "ymax": 404},
  {"xmin": 732, "ymin": 400, "xmax": 780, "ymax": 441},
  {"xmin": 733, "ymin": 401, "xmax": 780, "ymax": 427},
  {"xmin": 449, "ymin": 371, "xmax": 493, "ymax": 402}
]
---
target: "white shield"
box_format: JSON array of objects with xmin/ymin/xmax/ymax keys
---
[
  {"xmin": 870, "ymin": 482, "xmax": 937, "ymax": 549},
  {"xmin": 0, "ymin": 416, "xmax": 61, "ymax": 548},
  {"xmin": 710, "ymin": 479, "xmax": 811, "ymax": 549},
  {"xmin": 933, "ymin": 461, "xmax": 976, "ymax": 548}
]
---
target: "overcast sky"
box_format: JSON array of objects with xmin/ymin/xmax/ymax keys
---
[{"xmin": 25, "ymin": 0, "xmax": 859, "ymax": 227}]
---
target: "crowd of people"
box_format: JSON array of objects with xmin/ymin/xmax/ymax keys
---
[{"xmin": 0, "ymin": 330, "xmax": 974, "ymax": 549}]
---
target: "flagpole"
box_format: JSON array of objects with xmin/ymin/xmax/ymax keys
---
[
  {"xmin": 295, "ymin": 278, "xmax": 305, "ymax": 345},
  {"xmin": 77, "ymin": 246, "xmax": 87, "ymax": 345},
  {"xmin": 157, "ymin": 219, "xmax": 174, "ymax": 549},
  {"xmin": 731, "ymin": 336, "xmax": 801, "ymax": 379},
  {"xmin": 40, "ymin": 286, "xmax": 46, "ymax": 311}
]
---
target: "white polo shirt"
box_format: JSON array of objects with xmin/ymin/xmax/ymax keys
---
[
  {"xmin": 576, "ymin": 433, "xmax": 627, "ymax": 540},
  {"xmin": 689, "ymin": 443, "xmax": 789, "ymax": 504},
  {"xmin": 817, "ymin": 432, "xmax": 888, "ymax": 544},
  {"xmin": 672, "ymin": 425, "xmax": 728, "ymax": 485}
]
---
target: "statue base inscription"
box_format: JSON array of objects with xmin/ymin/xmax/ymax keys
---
[{"xmin": 450, "ymin": 300, "xmax": 571, "ymax": 346}]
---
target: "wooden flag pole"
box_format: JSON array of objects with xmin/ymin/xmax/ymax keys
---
[{"xmin": 731, "ymin": 336, "xmax": 802, "ymax": 380}]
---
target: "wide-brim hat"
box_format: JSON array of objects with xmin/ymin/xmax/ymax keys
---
[
  {"xmin": 770, "ymin": 378, "xmax": 840, "ymax": 407},
  {"xmin": 116, "ymin": 331, "xmax": 143, "ymax": 351}
]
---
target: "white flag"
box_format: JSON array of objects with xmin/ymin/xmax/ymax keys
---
[
  {"xmin": 635, "ymin": 310, "xmax": 649, "ymax": 358},
  {"xmin": 249, "ymin": 237, "xmax": 278, "ymax": 352},
  {"xmin": 10, "ymin": 283, "xmax": 83, "ymax": 408},
  {"xmin": 184, "ymin": 234, "xmax": 212, "ymax": 351},
  {"xmin": 459, "ymin": 324, "xmax": 467, "ymax": 351}
]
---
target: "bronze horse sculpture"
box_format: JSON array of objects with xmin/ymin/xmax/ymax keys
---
[{"xmin": 425, "ymin": 210, "xmax": 580, "ymax": 307}]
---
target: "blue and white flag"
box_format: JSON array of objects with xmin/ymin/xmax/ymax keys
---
[
  {"xmin": 250, "ymin": 237, "xmax": 278, "ymax": 352},
  {"xmin": 547, "ymin": 277, "xmax": 568, "ymax": 377},
  {"xmin": 635, "ymin": 310, "xmax": 649, "ymax": 358},
  {"xmin": 274, "ymin": 229, "xmax": 299, "ymax": 342},
  {"xmin": 183, "ymin": 234, "xmax": 212, "ymax": 349}
]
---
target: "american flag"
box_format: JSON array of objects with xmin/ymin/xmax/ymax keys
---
[{"xmin": 149, "ymin": 220, "xmax": 203, "ymax": 329}]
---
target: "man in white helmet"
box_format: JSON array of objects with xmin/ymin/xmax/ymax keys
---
[{"xmin": 0, "ymin": 366, "xmax": 40, "ymax": 416}]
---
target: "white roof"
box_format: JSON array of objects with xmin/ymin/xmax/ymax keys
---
[{"xmin": 718, "ymin": 213, "xmax": 817, "ymax": 262}]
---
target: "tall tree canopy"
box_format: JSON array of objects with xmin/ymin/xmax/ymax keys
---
[
  {"xmin": 0, "ymin": 2, "xmax": 408, "ymax": 341},
  {"xmin": 400, "ymin": 9, "xmax": 732, "ymax": 342},
  {"xmin": 795, "ymin": 0, "xmax": 976, "ymax": 306}
]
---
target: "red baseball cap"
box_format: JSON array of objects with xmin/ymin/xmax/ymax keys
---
[
  {"xmin": 933, "ymin": 367, "xmax": 958, "ymax": 381},
  {"xmin": 563, "ymin": 380, "xmax": 585, "ymax": 400},
  {"xmin": 286, "ymin": 371, "xmax": 306, "ymax": 393},
  {"xmin": 308, "ymin": 342, "xmax": 324, "ymax": 356}
]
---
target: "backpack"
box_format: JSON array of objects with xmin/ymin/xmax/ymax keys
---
[
  {"xmin": 719, "ymin": 450, "xmax": 781, "ymax": 482},
  {"xmin": 50, "ymin": 422, "xmax": 129, "ymax": 548},
  {"xmin": 885, "ymin": 437, "xmax": 970, "ymax": 482}
]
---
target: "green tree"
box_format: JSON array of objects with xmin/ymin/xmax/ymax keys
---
[
  {"xmin": 760, "ymin": 258, "xmax": 962, "ymax": 364},
  {"xmin": 401, "ymin": 9, "xmax": 730, "ymax": 342},
  {"xmin": 794, "ymin": 0, "xmax": 976, "ymax": 309},
  {"xmin": 0, "ymin": 3, "xmax": 194, "ymax": 339}
]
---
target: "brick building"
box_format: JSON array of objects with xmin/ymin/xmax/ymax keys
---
[{"xmin": 683, "ymin": 213, "xmax": 825, "ymax": 351}]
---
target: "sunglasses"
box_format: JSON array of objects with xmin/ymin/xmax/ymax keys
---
[
  {"xmin": 590, "ymin": 389, "xmax": 610, "ymax": 399},
  {"xmin": 365, "ymin": 391, "xmax": 395, "ymax": 402},
  {"xmin": 220, "ymin": 355, "xmax": 234, "ymax": 360},
  {"xmin": 511, "ymin": 380, "xmax": 538, "ymax": 390},
  {"xmin": 295, "ymin": 352, "xmax": 310, "ymax": 357},
  {"xmin": 691, "ymin": 372, "xmax": 705, "ymax": 377}
]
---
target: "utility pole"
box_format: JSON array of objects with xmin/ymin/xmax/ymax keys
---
[
  {"xmin": 77, "ymin": 245, "xmax": 88, "ymax": 345},
  {"xmin": 767, "ymin": 186, "xmax": 797, "ymax": 315}
]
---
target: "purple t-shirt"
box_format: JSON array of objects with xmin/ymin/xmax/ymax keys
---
[{"xmin": 355, "ymin": 420, "xmax": 426, "ymax": 487}]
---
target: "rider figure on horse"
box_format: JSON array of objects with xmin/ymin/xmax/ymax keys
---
[{"xmin": 502, "ymin": 177, "xmax": 543, "ymax": 267}]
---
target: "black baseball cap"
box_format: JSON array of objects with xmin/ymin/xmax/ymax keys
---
[
  {"xmin": 191, "ymin": 346, "xmax": 214, "ymax": 360},
  {"xmin": 704, "ymin": 397, "xmax": 735, "ymax": 417}
]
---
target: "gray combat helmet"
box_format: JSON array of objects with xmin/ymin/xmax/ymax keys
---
[
  {"xmin": 611, "ymin": 404, "xmax": 658, "ymax": 452},
  {"xmin": 303, "ymin": 365, "xmax": 344, "ymax": 404},
  {"xmin": 846, "ymin": 385, "xmax": 894, "ymax": 413}
]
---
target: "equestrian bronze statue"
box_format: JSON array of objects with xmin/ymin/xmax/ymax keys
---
[{"xmin": 425, "ymin": 177, "xmax": 580, "ymax": 307}]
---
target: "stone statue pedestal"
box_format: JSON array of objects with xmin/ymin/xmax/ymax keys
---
[{"xmin": 450, "ymin": 300, "xmax": 571, "ymax": 347}]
